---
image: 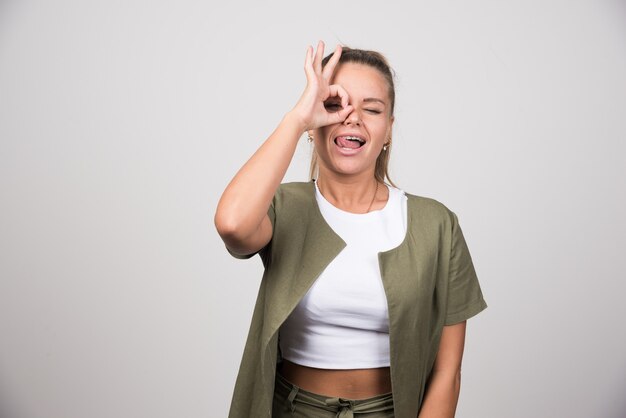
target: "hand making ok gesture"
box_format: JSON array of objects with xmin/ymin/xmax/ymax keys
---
[{"xmin": 291, "ymin": 41, "xmax": 354, "ymax": 132}]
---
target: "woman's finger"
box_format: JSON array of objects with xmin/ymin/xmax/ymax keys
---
[
  {"xmin": 322, "ymin": 45, "xmax": 342, "ymax": 80},
  {"xmin": 313, "ymin": 40, "xmax": 324, "ymax": 74},
  {"xmin": 304, "ymin": 45, "xmax": 315, "ymax": 80},
  {"xmin": 328, "ymin": 84, "xmax": 350, "ymax": 109}
]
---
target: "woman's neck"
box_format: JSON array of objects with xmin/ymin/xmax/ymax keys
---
[{"xmin": 315, "ymin": 173, "xmax": 387, "ymax": 214}]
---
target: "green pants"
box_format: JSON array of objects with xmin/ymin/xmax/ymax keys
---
[{"xmin": 272, "ymin": 372, "xmax": 394, "ymax": 418}]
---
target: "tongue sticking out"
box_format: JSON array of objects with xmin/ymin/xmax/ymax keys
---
[{"xmin": 335, "ymin": 136, "xmax": 362, "ymax": 149}]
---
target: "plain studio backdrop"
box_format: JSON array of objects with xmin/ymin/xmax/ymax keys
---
[{"xmin": 1, "ymin": 1, "xmax": 625, "ymax": 417}]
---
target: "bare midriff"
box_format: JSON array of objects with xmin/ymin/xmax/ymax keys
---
[{"xmin": 278, "ymin": 359, "xmax": 392, "ymax": 399}]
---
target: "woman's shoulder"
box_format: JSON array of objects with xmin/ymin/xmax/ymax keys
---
[
  {"xmin": 269, "ymin": 181, "xmax": 316, "ymax": 211},
  {"xmin": 398, "ymin": 188, "xmax": 456, "ymax": 223},
  {"xmin": 276, "ymin": 181, "xmax": 313, "ymax": 193},
  {"xmin": 404, "ymin": 190, "xmax": 450, "ymax": 210},
  {"xmin": 274, "ymin": 181, "xmax": 314, "ymax": 200}
]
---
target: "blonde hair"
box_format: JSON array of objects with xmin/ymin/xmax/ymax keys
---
[{"xmin": 309, "ymin": 47, "xmax": 397, "ymax": 188}]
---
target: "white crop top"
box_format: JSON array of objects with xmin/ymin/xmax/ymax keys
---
[{"xmin": 278, "ymin": 180, "xmax": 408, "ymax": 369}]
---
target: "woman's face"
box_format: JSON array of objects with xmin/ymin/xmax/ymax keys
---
[{"xmin": 313, "ymin": 62, "xmax": 394, "ymax": 179}]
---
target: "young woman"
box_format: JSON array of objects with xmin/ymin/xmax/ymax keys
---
[{"xmin": 215, "ymin": 41, "xmax": 487, "ymax": 418}]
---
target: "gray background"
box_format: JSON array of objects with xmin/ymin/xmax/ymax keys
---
[{"xmin": 1, "ymin": 0, "xmax": 625, "ymax": 417}]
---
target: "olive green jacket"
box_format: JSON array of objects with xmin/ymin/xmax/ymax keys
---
[{"xmin": 226, "ymin": 181, "xmax": 487, "ymax": 418}]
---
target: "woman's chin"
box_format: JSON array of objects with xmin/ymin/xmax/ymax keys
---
[{"xmin": 327, "ymin": 160, "xmax": 375, "ymax": 177}]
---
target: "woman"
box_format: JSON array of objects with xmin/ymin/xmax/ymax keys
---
[{"xmin": 215, "ymin": 41, "xmax": 487, "ymax": 418}]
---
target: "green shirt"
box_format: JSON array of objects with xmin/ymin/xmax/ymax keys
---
[{"xmin": 226, "ymin": 181, "xmax": 487, "ymax": 418}]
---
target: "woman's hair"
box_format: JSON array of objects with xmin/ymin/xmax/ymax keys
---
[{"xmin": 309, "ymin": 46, "xmax": 397, "ymax": 188}]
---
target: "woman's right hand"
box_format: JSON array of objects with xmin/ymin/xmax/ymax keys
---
[{"xmin": 290, "ymin": 41, "xmax": 354, "ymax": 132}]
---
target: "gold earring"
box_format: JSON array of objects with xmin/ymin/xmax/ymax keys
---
[{"xmin": 307, "ymin": 133, "xmax": 314, "ymax": 143}]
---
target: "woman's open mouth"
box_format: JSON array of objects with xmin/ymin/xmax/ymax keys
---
[{"xmin": 334, "ymin": 135, "xmax": 366, "ymax": 151}]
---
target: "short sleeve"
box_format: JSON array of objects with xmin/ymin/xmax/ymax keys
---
[
  {"xmin": 225, "ymin": 199, "xmax": 276, "ymax": 260},
  {"xmin": 444, "ymin": 211, "xmax": 488, "ymax": 325}
]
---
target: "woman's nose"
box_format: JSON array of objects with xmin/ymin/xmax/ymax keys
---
[{"xmin": 343, "ymin": 108, "xmax": 361, "ymax": 125}]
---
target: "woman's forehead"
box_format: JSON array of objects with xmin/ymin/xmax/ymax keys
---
[{"xmin": 331, "ymin": 63, "xmax": 389, "ymax": 100}]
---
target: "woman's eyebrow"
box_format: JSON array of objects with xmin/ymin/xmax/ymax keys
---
[{"xmin": 363, "ymin": 98, "xmax": 386, "ymax": 106}]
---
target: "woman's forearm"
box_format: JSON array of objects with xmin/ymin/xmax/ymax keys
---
[
  {"xmin": 214, "ymin": 111, "xmax": 305, "ymax": 245},
  {"xmin": 417, "ymin": 370, "xmax": 461, "ymax": 418}
]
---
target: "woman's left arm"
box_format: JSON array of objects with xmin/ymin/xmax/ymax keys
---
[{"xmin": 417, "ymin": 321, "xmax": 467, "ymax": 418}]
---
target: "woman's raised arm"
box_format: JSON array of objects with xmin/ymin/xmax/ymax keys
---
[{"xmin": 214, "ymin": 41, "xmax": 353, "ymax": 257}]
